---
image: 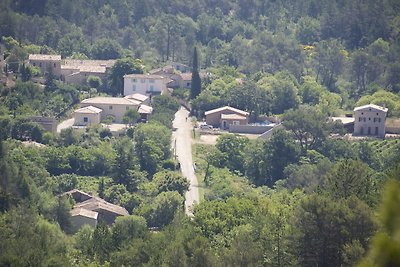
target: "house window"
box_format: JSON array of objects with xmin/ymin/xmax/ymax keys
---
[
  {"xmin": 53, "ymin": 63, "xmax": 56, "ymax": 68},
  {"xmin": 368, "ymin": 117, "xmax": 371, "ymax": 121},
  {"xmin": 109, "ymin": 106, "xmax": 113, "ymax": 110},
  {"xmin": 126, "ymin": 106, "xmax": 129, "ymax": 111},
  {"xmin": 150, "ymin": 85, "xmax": 154, "ymax": 91},
  {"xmin": 132, "ymin": 84, "xmax": 136, "ymax": 91},
  {"xmin": 141, "ymin": 79, "xmax": 145, "ymax": 83},
  {"xmin": 132, "ymin": 79, "xmax": 137, "ymax": 83},
  {"xmin": 187, "ymin": 82, "xmax": 191, "ymax": 87},
  {"xmin": 359, "ymin": 117, "xmax": 362, "ymax": 122},
  {"xmin": 33, "ymin": 63, "xmax": 36, "ymax": 66},
  {"xmin": 375, "ymin": 127, "xmax": 379, "ymax": 135},
  {"xmin": 39, "ymin": 62, "xmax": 42, "ymax": 67},
  {"xmin": 149, "ymin": 80, "xmax": 155, "ymax": 83},
  {"xmin": 373, "ymin": 118, "xmax": 376, "ymax": 122},
  {"xmin": 233, "ymin": 121, "xmax": 240, "ymax": 125},
  {"xmin": 83, "ymin": 117, "xmax": 88, "ymax": 123},
  {"xmin": 363, "ymin": 117, "xmax": 366, "ymax": 122},
  {"xmin": 378, "ymin": 118, "xmax": 381, "ymax": 122}
]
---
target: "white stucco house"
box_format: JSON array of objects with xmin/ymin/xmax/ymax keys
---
[
  {"xmin": 123, "ymin": 74, "xmax": 166, "ymax": 96},
  {"xmin": 353, "ymin": 104, "xmax": 388, "ymax": 137}
]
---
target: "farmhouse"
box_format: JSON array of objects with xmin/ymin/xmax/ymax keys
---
[{"xmin": 353, "ymin": 104, "xmax": 388, "ymax": 137}]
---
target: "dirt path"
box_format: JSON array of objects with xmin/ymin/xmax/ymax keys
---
[{"xmin": 172, "ymin": 107, "xmax": 199, "ymax": 216}]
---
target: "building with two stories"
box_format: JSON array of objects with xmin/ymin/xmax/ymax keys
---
[
  {"xmin": 353, "ymin": 104, "xmax": 388, "ymax": 137},
  {"xmin": 28, "ymin": 54, "xmax": 62, "ymax": 77},
  {"xmin": 123, "ymin": 74, "xmax": 166, "ymax": 96}
]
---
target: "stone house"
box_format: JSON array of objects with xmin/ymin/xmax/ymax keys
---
[
  {"xmin": 61, "ymin": 59, "xmax": 115, "ymax": 86},
  {"xmin": 353, "ymin": 104, "xmax": 388, "ymax": 137},
  {"xmin": 28, "ymin": 54, "xmax": 62, "ymax": 77},
  {"xmin": 63, "ymin": 189, "xmax": 129, "ymax": 232}
]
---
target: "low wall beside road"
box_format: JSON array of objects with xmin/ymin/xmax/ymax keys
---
[{"xmin": 229, "ymin": 125, "xmax": 273, "ymax": 134}]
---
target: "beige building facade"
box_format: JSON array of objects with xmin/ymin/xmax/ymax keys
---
[
  {"xmin": 70, "ymin": 208, "xmax": 98, "ymax": 233},
  {"xmin": 28, "ymin": 54, "xmax": 62, "ymax": 77},
  {"xmin": 61, "ymin": 59, "xmax": 115, "ymax": 85},
  {"xmin": 353, "ymin": 104, "xmax": 388, "ymax": 137},
  {"xmin": 205, "ymin": 106, "xmax": 249, "ymax": 129},
  {"xmin": 73, "ymin": 106, "xmax": 102, "ymax": 126},
  {"xmin": 80, "ymin": 97, "xmax": 139, "ymax": 123}
]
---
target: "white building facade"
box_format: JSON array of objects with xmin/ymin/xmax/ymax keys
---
[
  {"xmin": 123, "ymin": 74, "xmax": 165, "ymax": 96},
  {"xmin": 353, "ymin": 104, "xmax": 388, "ymax": 138}
]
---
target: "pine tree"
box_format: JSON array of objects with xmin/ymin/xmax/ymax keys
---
[{"xmin": 190, "ymin": 47, "xmax": 201, "ymax": 99}]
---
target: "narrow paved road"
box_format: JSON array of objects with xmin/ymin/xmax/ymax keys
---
[{"xmin": 172, "ymin": 107, "xmax": 199, "ymax": 216}]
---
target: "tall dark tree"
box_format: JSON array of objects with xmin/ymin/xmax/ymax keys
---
[{"xmin": 190, "ymin": 47, "xmax": 201, "ymax": 100}]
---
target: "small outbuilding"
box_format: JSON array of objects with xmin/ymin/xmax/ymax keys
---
[
  {"xmin": 73, "ymin": 106, "xmax": 102, "ymax": 126},
  {"xmin": 70, "ymin": 208, "xmax": 98, "ymax": 233},
  {"xmin": 205, "ymin": 106, "xmax": 249, "ymax": 129}
]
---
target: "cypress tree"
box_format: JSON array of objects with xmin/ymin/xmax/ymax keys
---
[{"xmin": 190, "ymin": 47, "xmax": 201, "ymax": 99}]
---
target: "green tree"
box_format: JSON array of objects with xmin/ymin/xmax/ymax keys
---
[
  {"xmin": 113, "ymin": 137, "xmax": 137, "ymax": 184},
  {"xmin": 108, "ymin": 57, "xmax": 143, "ymax": 96},
  {"xmin": 292, "ymin": 194, "xmax": 375, "ymax": 267},
  {"xmin": 296, "ymin": 16, "xmax": 320, "ymax": 44},
  {"xmin": 111, "ymin": 215, "xmax": 147, "ymax": 249},
  {"xmin": 216, "ymin": 134, "xmax": 249, "ymax": 174},
  {"xmin": 138, "ymin": 191, "xmax": 184, "ymax": 228},
  {"xmin": 263, "ymin": 129, "xmax": 302, "ymax": 186},
  {"xmin": 87, "ymin": 75, "xmax": 102, "ymax": 89},
  {"xmin": 325, "ymin": 159, "xmax": 377, "ymax": 203},
  {"xmin": 92, "ymin": 221, "xmax": 112, "ymax": 263},
  {"xmin": 139, "ymin": 140, "xmax": 163, "ymax": 176},
  {"xmin": 314, "ymin": 39, "xmax": 345, "ymax": 91},
  {"xmin": 283, "ymin": 105, "xmax": 331, "ymax": 152},
  {"xmin": 134, "ymin": 122, "xmax": 172, "ymax": 163},
  {"xmin": 153, "ymin": 170, "xmax": 190, "ymax": 196},
  {"xmin": 190, "ymin": 47, "xmax": 201, "ymax": 99},
  {"xmin": 299, "ymin": 76, "xmax": 326, "ymax": 105},
  {"xmin": 257, "ymin": 72, "xmax": 300, "ymax": 114},
  {"xmin": 91, "ymin": 38, "xmax": 122, "ymax": 60},
  {"xmin": 122, "ymin": 108, "xmax": 140, "ymax": 126},
  {"xmin": 20, "ymin": 63, "xmax": 32, "ymax": 82},
  {"xmin": 224, "ymin": 224, "xmax": 263, "ymax": 266},
  {"xmin": 358, "ymin": 178, "xmax": 400, "ymax": 267}
]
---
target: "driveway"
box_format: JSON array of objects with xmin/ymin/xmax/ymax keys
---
[
  {"xmin": 172, "ymin": 107, "xmax": 199, "ymax": 216},
  {"xmin": 57, "ymin": 118, "xmax": 75, "ymax": 133}
]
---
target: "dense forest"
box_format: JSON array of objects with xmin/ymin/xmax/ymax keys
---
[{"xmin": 1, "ymin": 0, "xmax": 400, "ymax": 266}]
